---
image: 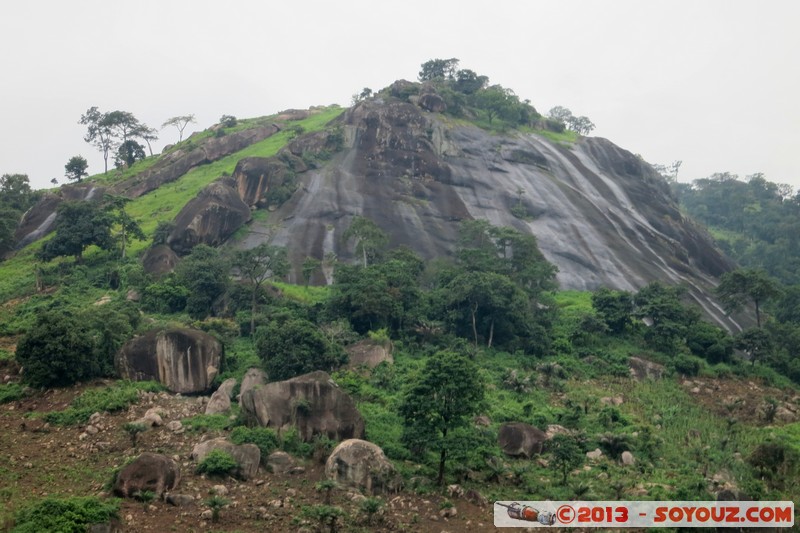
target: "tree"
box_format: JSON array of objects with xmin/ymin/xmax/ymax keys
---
[
  {"xmin": 255, "ymin": 318, "xmax": 347, "ymax": 380},
  {"xmin": 342, "ymin": 216, "xmax": 388, "ymax": 267},
  {"xmin": 104, "ymin": 195, "xmax": 145, "ymax": 259},
  {"xmin": 64, "ymin": 155, "xmax": 88, "ymax": 183},
  {"xmin": 418, "ymin": 58, "xmax": 460, "ymax": 81},
  {"xmin": 453, "ymin": 69, "xmax": 488, "ymax": 94},
  {"xmin": 473, "ymin": 85, "xmax": 520, "ymax": 124},
  {"xmin": 80, "ymin": 107, "xmax": 116, "ymax": 174},
  {"xmin": 400, "ymin": 351, "xmax": 484, "ymax": 485},
  {"xmin": 567, "ymin": 115, "xmax": 595, "ymax": 135},
  {"xmin": 302, "ymin": 256, "xmax": 322, "ymax": 287},
  {"xmin": 234, "ymin": 243, "xmax": 289, "ymax": 335},
  {"xmin": 548, "ymin": 106, "xmax": 573, "ymax": 124},
  {"xmin": 549, "ymin": 434, "xmax": 584, "ymax": 484},
  {"xmin": 37, "ymin": 200, "xmax": 114, "ymax": 262},
  {"xmin": 15, "ymin": 310, "xmax": 100, "ymax": 387},
  {"xmin": 735, "ymin": 328, "xmax": 772, "ymax": 366},
  {"xmin": 162, "ymin": 114, "xmax": 195, "ymax": 143},
  {"xmin": 0, "ymin": 173, "xmax": 34, "ymax": 256},
  {"xmin": 131, "ymin": 123, "xmax": 159, "ymax": 156},
  {"xmin": 716, "ymin": 268, "xmax": 782, "ymax": 328},
  {"xmin": 219, "ymin": 115, "xmax": 237, "ymax": 128},
  {"xmin": 592, "ymin": 288, "xmax": 633, "ymax": 334},
  {"xmin": 174, "ymin": 244, "xmax": 230, "ymax": 319},
  {"xmin": 114, "ymin": 140, "xmax": 146, "ymax": 169}
]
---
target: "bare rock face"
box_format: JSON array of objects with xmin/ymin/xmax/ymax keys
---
[
  {"xmin": 14, "ymin": 184, "xmax": 104, "ymax": 249},
  {"xmin": 345, "ymin": 339, "xmax": 393, "ymax": 369},
  {"xmin": 115, "ymin": 328, "xmax": 223, "ymax": 394},
  {"xmin": 205, "ymin": 377, "xmax": 237, "ymax": 415},
  {"xmin": 240, "ymin": 371, "xmax": 365, "ymax": 442},
  {"xmin": 266, "ymin": 450, "xmax": 295, "ymax": 474},
  {"xmin": 191, "ymin": 437, "xmax": 260, "ymax": 480},
  {"xmin": 325, "ymin": 439, "xmax": 399, "ymax": 495},
  {"xmin": 498, "ymin": 423, "xmax": 547, "ymax": 458},
  {"xmin": 142, "ymin": 244, "xmax": 180, "ymax": 276},
  {"xmin": 113, "ymin": 453, "xmax": 181, "ymax": 498},
  {"xmin": 168, "ymin": 178, "xmax": 251, "ymax": 255},
  {"xmin": 417, "ymin": 88, "xmax": 446, "ymax": 113},
  {"xmin": 628, "ymin": 356, "xmax": 666, "ymax": 381},
  {"xmin": 238, "ymin": 367, "xmax": 268, "ymax": 404},
  {"xmin": 232, "ymin": 155, "xmax": 306, "ymax": 208}
]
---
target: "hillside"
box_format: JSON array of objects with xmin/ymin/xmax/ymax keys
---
[{"xmin": 0, "ymin": 67, "xmax": 798, "ymax": 532}]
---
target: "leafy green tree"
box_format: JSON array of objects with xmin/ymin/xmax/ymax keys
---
[
  {"xmin": 131, "ymin": 123, "xmax": 159, "ymax": 156},
  {"xmin": 549, "ymin": 434, "xmax": 584, "ymax": 484},
  {"xmin": 0, "ymin": 173, "xmax": 35, "ymax": 255},
  {"xmin": 255, "ymin": 318, "xmax": 347, "ymax": 380},
  {"xmin": 592, "ymin": 288, "xmax": 633, "ymax": 334},
  {"xmin": 634, "ymin": 282, "xmax": 696, "ymax": 352},
  {"xmin": 38, "ymin": 200, "xmax": 114, "ymax": 262},
  {"xmin": 418, "ymin": 58, "xmax": 460, "ymax": 81},
  {"xmin": 716, "ymin": 268, "xmax": 782, "ymax": 328},
  {"xmin": 219, "ymin": 115, "xmax": 237, "ymax": 128},
  {"xmin": 80, "ymin": 107, "xmax": 116, "ymax": 174},
  {"xmin": 161, "ymin": 114, "xmax": 196, "ymax": 143},
  {"xmin": 735, "ymin": 328, "xmax": 772, "ymax": 366},
  {"xmin": 104, "ymin": 195, "xmax": 145, "ymax": 259},
  {"xmin": 15, "ymin": 310, "xmax": 101, "ymax": 387},
  {"xmin": 64, "ymin": 155, "xmax": 89, "ymax": 183},
  {"xmin": 302, "ymin": 256, "xmax": 322, "ymax": 287},
  {"xmin": 453, "ymin": 69, "xmax": 488, "ymax": 94},
  {"xmin": 342, "ymin": 216, "xmax": 388, "ymax": 267},
  {"xmin": 234, "ymin": 243, "xmax": 289, "ymax": 335},
  {"xmin": 400, "ymin": 351, "xmax": 484, "ymax": 485},
  {"xmin": 473, "ymin": 85, "xmax": 519, "ymax": 124},
  {"xmin": 114, "ymin": 140, "xmax": 146, "ymax": 169},
  {"xmin": 175, "ymin": 244, "xmax": 230, "ymax": 319}
]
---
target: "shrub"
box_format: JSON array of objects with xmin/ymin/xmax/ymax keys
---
[
  {"xmin": 13, "ymin": 496, "xmax": 119, "ymax": 533},
  {"xmin": 219, "ymin": 115, "xmax": 238, "ymax": 128},
  {"xmin": 181, "ymin": 414, "xmax": 235, "ymax": 433},
  {"xmin": 42, "ymin": 381, "xmax": 162, "ymax": 426},
  {"xmin": 670, "ymin": 354, "xmax": 702, "ymax": 377},
  {"xmin": 0, "ymin": 383, "xmax": 24, "ymax": 404},
  {"xmin": 142, "ymin": 278, "xmax": 189, "ymax": 314},
  {"xmin": 255, "ymin": 318, "xmax": 347, "ymax": 381},
  {"xmin": 196, "ymin": 450, "xmax": 238, "ymax": 478},
  {"xmin": 230, "ymin": 426, "xmax": 279, "ymax": 458}
]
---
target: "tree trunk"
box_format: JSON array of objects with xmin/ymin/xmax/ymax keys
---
[
  {"xmin": 755, "ymin": 300, "xmax": 761, "ymax": 328},
  {"xmin": 437, "ymin": 428, "xmax": 448, "ymax": 485},
  {"xmin": 250, "ymin": 287, "xmax": 257, "ymax": 336},
  {"xmin": 487, "ymin": 318, "xmax": 495, "ymax": 348},
  {"xmin": 120, "ymin": 224, "xmax": 126, "ymax": 259},
  {"xmin": 470, "ymin": 302, "xmax": 479, "ymax": 349},
  {"xmin": 362, "ymin": 245, "xmax": 368, "ymax": 268}
]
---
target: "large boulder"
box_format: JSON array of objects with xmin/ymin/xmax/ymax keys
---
[
  {"xmin": 325, "ymin": 439, "xmax": 399, "ymax": 495},
  {"xmin": 115, "ymin": 328, "xmax": 223, "ymax": 394},
  {"xmin": 113, "ymin": 453, "xmax": 180, "ymax": 498},
  {"xmin": 191, "ymin": 438, "xmax": 260, "ymax": 480},
  {"xmin": 167, "ymin": 178, "xmax": 251, "ymax": 255},
  {"xmin": 345, "ymin": 339, "xmax": 393, "ymax": 369},
  {"xmin": 240, "ymin": 371, "xmax": 365, "ymax": 442},
  {"xmin": 205, "ymin": 378, "xmax": 237, "ymax": 415},
  {"xmin": 238, "ymin": 367, "xmax": 268, "ymax": 404},
  {"xmin": 498, "ymin": 423, "xmax": 547, "ymax": 458},
  {"xmin": 628, "ymin": 356, "xmax": 665, "ymax": 381},
  {"xmin": 142, "ymin": 245, "xmax": 180, "ymax": 276}
]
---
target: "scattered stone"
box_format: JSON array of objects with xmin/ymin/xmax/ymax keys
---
[
  {"xmin": 586, "ymin": 448, "xmax": 603, "ymax": 460},
  {"xmin": 628, "ymin": 356, "xmax": 665, "ymax": 380},
  {"xmin": 690, "ymin": 387, "xmax": 701, "ymax": 394},
  {"xmin": 268, "ymin": 499, "xmax": 283, "ymax": 508},
  {"xmin": 600, "ymin": 396, "xmax": 624, "ymax": 406},
  {"xmin": 345, "ymin": 339, "xmax": 393, "ymax": 369},
  {"xmin": 545, "ymin": 424, "xmax": 571, "ymax": 439},
  {"xmin": 498, "ymin": 423, "xmax": 547, "ymax": 458},
  {"xmin": 126, "ymin": 289, "xmax": 141, "ymax": 302},
  {"xmin": 447, "ymin": 484, "xmax": 464, "ymax": 498},
  {"xmin": 464, "ymin": 489, "xmax": 488, "ymax": 506},
  {"xmin": 325, "ymin": 439, "xmax": 400, "ymax": 495},
  {"xmin": 473, "ymin": 415, "xmax": 491, "ymax": 427},
  {"xmin": 621, "ymin": 451, "xmax": 636, "ymax": 466},
  {"xmin": 201, "ymin": 509, "xmax": 213, "ymax": 520},
  {"xmin": 20, "ymin": 419, "xmax": 47, "ymax": 432},
  {"xmin": 113, "ymin": 453, "xmax": 181, "ymax": 498},
  {"xmin": 165, "ymin": 493, "xmax": 195, "ymax": 507},
  {"xmin": 439, "ymin": 506, "xmax": 457, "ymax": 518},
  {"xmin": 288, "ymin": 466, "xmax": 306, "ymax": 475},
  {"xmin": 211, "ymin": 485, "xmax": 228, "ymax": 496},
  {"xmin": 167, "ymin": 421, "xmax": 183, "ymax": 433}
]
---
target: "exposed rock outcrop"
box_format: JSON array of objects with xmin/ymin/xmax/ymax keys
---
[
  {"xmin": 498, "ymin": 422, "xmax": 547, "ymax": 458},
  {"xmin": 325, "ymin": 439, "xmax": 399, "ymax": 495},
  {"xmin": 205, "ymin": 378, "xmax": 237, "ymax": 415},
  {"xmin": 191, "ymin": 437, "xmax": 260, "ymax": 480},
  {"xmin": 238, "ymin": 367, "xmax": 267, "ymax": 404},
  {"xmin": 628, "ymin": 356, "xmax": 666, "ymax": 381},
  {"xmin": 142, "ymin": 244, "xmax": 180, "ymax": 276},
  {"xmin": 14, "ymin": 184, "xmax": 103, "ymax": 249},
  {"xmin": 115, "ymin": 328, "xmax": 223, "ymax": 394},
  {"xmin": 168, "ymin": 178, "xmax": 251, "ymax": 255},
  {"xmin": 240, "ymin": 371, "xmax": 364, "ymax": 442},
  {"xmin": 345, "ymin": 339, "xmax": 393, "ymax": 369},
  {"xmin": 113, "ymin": 453, "xmax": 181, "ymax": 498}
]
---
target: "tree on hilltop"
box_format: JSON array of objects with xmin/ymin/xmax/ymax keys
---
[
  {"xmin": 162, "ymin": 114, "xmax": 196, "ymax": 143},
  {"xmin": 64, "ymin": 155, "xmax": 89, "ymax": 183}
]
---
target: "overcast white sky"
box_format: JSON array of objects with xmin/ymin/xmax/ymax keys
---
[{"xmin": 1, "ymin": 0, "xmax": 798, "ymax": 191}]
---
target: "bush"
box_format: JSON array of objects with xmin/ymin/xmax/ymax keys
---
[
  {"xmin": 0, "ymin": 383, "xmax": 24, "ymax": 404},
  {"xmin": 142, "ymin": 278, "xmax": 189, "ymax": 314},
  {"xmin": 196, "ymin": 450, "xmax": 238, "ymax": 477},
  {"xmin": 13, "ymin": 496, "xmax": 119, "ymax": 533},
  {"xmin": 219, "ymin": 115, "xmax": 238, "ymax": 128},
  {"xmin": 181, "ymin": 414, "xmax": 235, "ymax": 433},
  {"xmin": 43, "ymin": 381, "xmax": 162, "ymax": 426},
  {"xmin": 670, "ymin": 354, "xmax": 702, "ymax": 377},
  {"xmin": 15, "ymin": 310, "xmax": 101, "ymax": 388},
  {"xmin": 255, "ymin": 318, "xmax": 347, "ymax": 381},
  {"xmin": 230, "ymin": 426, "xmax": 279, "ymax": 458}
]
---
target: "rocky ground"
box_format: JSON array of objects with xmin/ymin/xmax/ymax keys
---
[{"xmin": 0, "ymin": 381, "xmax": 499, "ymax": 533}]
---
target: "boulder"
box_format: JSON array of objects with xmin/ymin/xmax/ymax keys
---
[
  {"xmin": 325, "ymin": 439, "xmax": 399, "ymax": 495},
  {"xmin": 628, "ymin": 356, "xmax": 666, "ymax": 381},
  {"xmin": 586, "ymin": 448, "xmax": 603, "ymax": 461},
  {"xmin": 115, "ymin": 328, "xmax": 223, "ymax": 394},
  {"xmin": 167, "ymin": 178, "xmax": 251, "ymax": 255},
  {"xmin": 266, "ymin": 451, "xmax": 295, "ymax": 474},
  {"xmin": 240, "ymin": 371, "xmax": 365, "ymax": 442},
  {"xmin": 205, "ymin": 378, "xmax": 237, "ymax": 415},
  {"xmin": 142, "ymin": 244, "xmax": 180, "ymax": 276},
  {"xmin": 191, "ymin": 437, "xmax": 260, "ymax": 480},
  {"xmin": 345, "ymin": 339, "xmax": 393, "ymax": 369},
  {"xmin": 113, "ymin": 453, "xmax": 181, "ymax": 498},
  {"xmin": 232, "ymin": 156, "xmax": 303, "ymax": 208},
  {"xmin": 498, "ymin": 423, "xmax": 547, "ymax": 458},
  {"xmin": 545, "ymin": 424, "xmax": 571, "ymax": 440},
  {"xmin": 238, "ymin": 367, "xmax": 268, "ymax": 404},
  {"xmin": 417, "ymin": 91, "xmax": 446, "ymax": 113},
  {"xmin": 621, "ymin": 451, "xmax": 636, "ymax": 466}
]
